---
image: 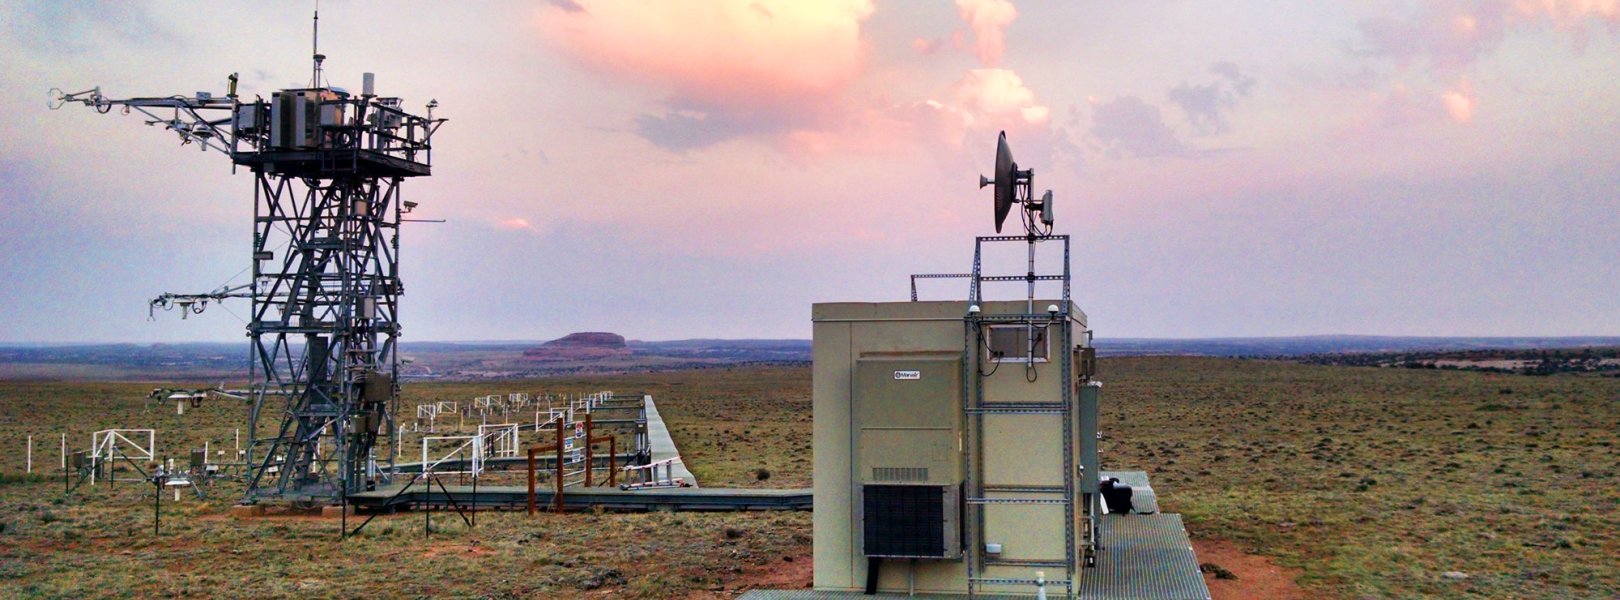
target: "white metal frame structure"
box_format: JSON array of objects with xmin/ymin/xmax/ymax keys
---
[
  {"xmin": 89, "ymin": 429, "xmax": 156, "ymax": 484},
  {"xmin": 419, "ymin": 435, "xmax": 483, "ymax": 478},
  {"xmin": 619, "ymin": 456, "xmax": 690, "ymax": 490},
  {"xmin": 477, "ymin": 423, "xmax": 520, "ymax": 459}
]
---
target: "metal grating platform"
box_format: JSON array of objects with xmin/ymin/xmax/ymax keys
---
[
  {"xmin": 740, "ymin": 513, "xmax": 1209, "ymax": 600},
  {"xmin": 1079, "ymin": 513, "xmax": 1210, "ymax": 600},
  {"xmin": 739, "ymin": 592, "xmax": 1029, "ymax": 600}
]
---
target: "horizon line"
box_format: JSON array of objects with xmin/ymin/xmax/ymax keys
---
[{"xmin": 7, "ymin": 333, "xmax": 1620, "ymax": 347}]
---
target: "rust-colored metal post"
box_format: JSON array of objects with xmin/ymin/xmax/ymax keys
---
[
  {"xmin": 555, "ymin": 416, "xmax": 565, "ymax": 512},
  {"xmin": 584, "ymin": 413, "xmax": 594, "ymax": 488},
  {"xmin": 609, "ymin": 435, "xmax": 617, "ymax": 487},
  {"xmin": 526, "ymin": 446, "xmax": 537, "ymax": 516}
]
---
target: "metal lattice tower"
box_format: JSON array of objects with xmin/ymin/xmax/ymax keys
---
[{"xmin": 51, "ymin": 21, "xmax": 445, "ymax": 505}]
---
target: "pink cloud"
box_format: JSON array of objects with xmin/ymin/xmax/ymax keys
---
[
  {"xmin": 955, "ymin": 0, "xmax": 1018, "ymax": 66},
  {"xmin": 540, "ymin": 0, "xmax": 873, "ymax": 118},
  {"xmin": 1441, "ymin": 79, "xmax": 1476, "ymax": 123},
  {"xmin": 497, "ymin": 217, "xmax": 537, "ymax": 231},
  {"xmin": 776, "ymin": 69, "xmax": 1059, "ymax": 170},
  {"xmin": 1516, "ymin": 0, "xmax": 1620, "ymax": 26},
  {"xmin": 535, "ymin": 0, "xmax": 1063, "ymax": 165},
  {"xmin": 952, "ymin": 68, "xmax": 1049, "ymax": 129}
]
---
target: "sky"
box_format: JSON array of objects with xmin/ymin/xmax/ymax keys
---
[{"xmin": 1, "ymin": 0, "xmax": 1618, "ymax": 343}]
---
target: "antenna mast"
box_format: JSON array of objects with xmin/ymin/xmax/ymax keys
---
[{"xmin": 311, "ymin": 7, "xmax": 324, "ymax": 87}]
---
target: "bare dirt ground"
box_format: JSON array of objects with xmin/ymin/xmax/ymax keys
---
[
  {"xmin": 682, "ymin": 552, "xmax": 814, "ymax": 598},
  {"xmin": 1195, "ymin": 538, "xmax": 1306, "ymax": 600}
]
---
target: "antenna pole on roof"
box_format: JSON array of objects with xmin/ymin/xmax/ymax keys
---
[{"xmin": 310, "ymin": 5, "xmax": 324, "ymax": 87}]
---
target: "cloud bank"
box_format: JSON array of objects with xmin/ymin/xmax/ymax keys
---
[{"xmin": 1355, "ymin": 0, "xmax": 1620, "ymax": 124}]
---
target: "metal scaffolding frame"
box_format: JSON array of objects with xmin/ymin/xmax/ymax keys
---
[{"xmin": 961, "ymin": 233, "xmax": 1081, "ymax": 598}]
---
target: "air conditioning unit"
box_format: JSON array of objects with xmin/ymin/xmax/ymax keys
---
[
  {"xmin": 854, "ymin": 354, "xmax": 963, "ymax": 559},
  {"xmin": 863, "ymin": 484, "xmax": 961, "ymax": 558}
]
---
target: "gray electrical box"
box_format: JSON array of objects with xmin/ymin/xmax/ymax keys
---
[
  {"xmin": 269, "ymin": 89, "xmax": 342, "ymax": 149},
  {"xmin": 234, "ymin": 104, "xmax": 262, "ymax": 135}
]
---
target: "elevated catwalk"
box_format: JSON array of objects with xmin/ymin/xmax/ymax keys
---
[
  {"xmin": 643, "ymin": 395, "xmax": 699, "ymax": 486},
  {"xmin": 346, "ymin": 484, "xmax": 810, "ymax": 512},
  {"xmin": 391, "ymin": 453, "xmax": 639, "ymax": 474},
  {"xmin": 391, "ymin": 394, "xmax": 678, "ymax": 478},
  {"xmin": 365, "ymin": 393, "xmax": 715, "ymax": 510}
]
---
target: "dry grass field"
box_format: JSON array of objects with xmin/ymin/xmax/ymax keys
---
[
  {"xmin": 0, "ymin": 359, "xmax": 1616, "ymax": 598},
  {"xmin": 1101, "ymin": 358, "xmax": 1619, "ymax": 599}
]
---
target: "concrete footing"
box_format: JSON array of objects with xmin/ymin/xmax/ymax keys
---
[
  {"xmin": 321, "ymin": 504, "xmax": 356, "ymax": 518},
  {"xmin": 229, "ymin": 504, "xmax": 265, "ymax": 518}
]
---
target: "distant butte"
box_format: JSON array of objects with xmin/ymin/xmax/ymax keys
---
[{"xmin": 521, "ymin": 332, "xmax": 632, "ymax": 362}]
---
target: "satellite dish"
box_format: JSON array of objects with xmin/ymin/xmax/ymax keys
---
[{"xmin": 979, "ymin": 131, "xmax": 1017, "ymax": 233}]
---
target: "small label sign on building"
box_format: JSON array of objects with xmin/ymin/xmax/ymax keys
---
[{"xmin": 893, "ymin": 370, "xmax": 921, "ymax": 380}]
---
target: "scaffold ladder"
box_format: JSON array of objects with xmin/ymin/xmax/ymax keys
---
[{"xmin": 962, "ymin": 234, "xmax": 1078, "ymax": 599}]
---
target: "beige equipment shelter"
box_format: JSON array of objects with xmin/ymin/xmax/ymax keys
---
[{"xmin": 813, "ymin": 299, "xmax": 1101, "ymax": 597}]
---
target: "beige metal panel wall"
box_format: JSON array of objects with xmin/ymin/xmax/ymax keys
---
[
  {"xmin": 981, "ymin": 415, "xmax": 1063, "ymax": 487},
  {"xmin": 983, "ymin": 500, "xmax": 1068, "ymax": 560},
  {"xmin": 812, "ymin": 318, "xmax": 854, "ymax": 590}
]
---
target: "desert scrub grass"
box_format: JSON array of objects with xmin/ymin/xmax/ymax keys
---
[
  {"xmin": 628, "ymin": 572, "xmax": 680, "ymax": 598},
  {"xmin": 0, "ymin": 473, "xmax": 49, "ymax": 486},
  {"xmin": 1103, "ymin": 356, "xmax": 1620, "ymax": 598}
]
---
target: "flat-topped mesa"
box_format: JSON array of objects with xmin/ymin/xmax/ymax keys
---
[{"xmin": 522, "ymin": 332, "xmax": 631, "ymax": 362}]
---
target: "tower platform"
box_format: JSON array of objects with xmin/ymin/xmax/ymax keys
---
[{"xmin": 232, "ymin": 148, "xmax": 431, "ymax": 178}]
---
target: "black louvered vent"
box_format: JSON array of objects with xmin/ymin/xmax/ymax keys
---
[{"xmin": 863, "ymin": 485, "xmax": 946, "ymax": 557}]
